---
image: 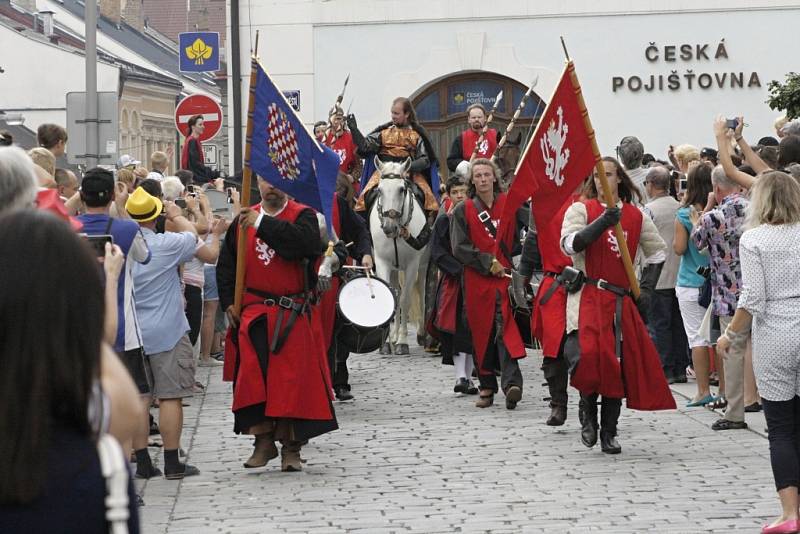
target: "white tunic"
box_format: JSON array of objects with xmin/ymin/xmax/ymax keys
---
[{"xmin": 560, "ymin": 201, "xmax": 667, "ymax": 333}]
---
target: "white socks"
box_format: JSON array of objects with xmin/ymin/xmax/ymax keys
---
[{"xmin": 453, "ymin": 352, "xmax": 474, "ymax": 380}]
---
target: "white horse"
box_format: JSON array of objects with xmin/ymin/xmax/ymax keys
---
[{"xmin": 369, "ymin": 156, "xmax": 427, "ymax": 355}]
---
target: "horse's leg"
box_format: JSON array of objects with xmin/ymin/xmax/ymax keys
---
[
  {"xmin": 374, "ymin": 249, "xmax": 395, "ymax": 355},
  {"xmin": 394, "ymin": 255, "xmax": 420, "ymax": 355},
  {"xmin": 414, "ymin": 244, "xmax": 435, "ymax": 348}
]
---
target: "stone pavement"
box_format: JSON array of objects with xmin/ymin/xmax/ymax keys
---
[{"xmin": 138, "ymin": 340, "xmax": 776, "ymax": 534}]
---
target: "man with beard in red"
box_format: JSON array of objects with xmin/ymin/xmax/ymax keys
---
[
  {"xmin": 217, "ymin": 176, "xmax": 337, "ymax": 472},
  {"xmin": 446, "ymin": 104, "xmax": 501, "ymax": 172},
  {"xmin": 450, "ymin": 158, "xmax": 527, "ymax": 410}
]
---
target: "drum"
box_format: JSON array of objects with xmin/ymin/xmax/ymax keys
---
[{"xmin": 336, "ymin": 275, "xmax": 397, "ymax": 353}]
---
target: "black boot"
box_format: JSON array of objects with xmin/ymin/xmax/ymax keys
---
[
  {"xmin": 579, "ymin": 393, "xmax": 598, "ymax": 448},
  {"xmin": 600, "ymin": 397, "xmax": 622, "ymax": 454},
  {"xmin": 543, "ymin": 357, "xmax": 569, "ymax": 426}
]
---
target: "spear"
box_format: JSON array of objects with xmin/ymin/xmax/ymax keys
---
[
  {"xmin": 325, "ymin": 74, "xmax": 350, "ymax": 138},
  {"xmin": 469, "ymin": 90, "xmax": 503, "ymax": 162},
  {"xmin": 492, "ymin": 77, "xmax": 539, "ymax": 162}
]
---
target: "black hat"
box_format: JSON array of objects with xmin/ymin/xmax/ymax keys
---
[
  {"xmin": 700, "ymin": 147, "xmax": 718, "ymax": 159},
  {"xmin": 80, "ymin": 167, "xmax": 114, "ymax": 200},
  {"xmin": 758, "ymin": 136, "xmax": 779, "ymax": 147}
]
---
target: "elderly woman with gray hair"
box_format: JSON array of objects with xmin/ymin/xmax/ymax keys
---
[
  {"xmin": 0, "ymin": 145, "xmax": 38, "ymax": 215},
  {"xmin": 716, "ymin": 171, "xmax": 800, "ymax": 534}
]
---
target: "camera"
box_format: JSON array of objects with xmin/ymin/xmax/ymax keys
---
[
  {"xmin": 175, "ymin": 198, "xmax": 187, "ymax": 209},
  {"xmin": 726, "ymin": 118, "xmax": 739, "ymax": 130},
  {"xmin": 696, "ymin": 265, "xmax": 711, "ymax": 279},
  {"xmin": 81, "ymin": 234, "xmax": 114, "ymax": 257}
]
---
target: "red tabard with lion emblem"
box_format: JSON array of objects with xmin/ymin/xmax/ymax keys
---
[
  {"xmin": 223, "ymin": 199, "xmax": 333, "ymax": 421},
  {"xmin": 571, "ymin": 199, "xmax": 675, "ymax": 410},
  {"xmin": 462, "ymin": 193, "xmax": 526, "ymax": 371},
  {"xmin": 461, "ymin": 128, "xmax": 497, "ymax": 160}
]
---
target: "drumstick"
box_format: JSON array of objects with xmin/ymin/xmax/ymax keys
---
[
  {"xmin": 342, "ymin": 265, "xmax": 369, "ymax": 270},
  {"xmin": 365, "ymin": 265, "xmax": 375, "ymax": 299}
]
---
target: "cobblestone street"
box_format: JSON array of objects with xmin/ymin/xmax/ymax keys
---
[{"xmin": 139, "ymin": 340, "xmax": 775, "ymax": 534}]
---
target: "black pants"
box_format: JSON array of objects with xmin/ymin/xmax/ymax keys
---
[
  {"xmin": 648, "ymin": 289, "xmax": 690, "ymax": 379},
  {"xmin": 184, "ymin": 284, "xmax": 203, "ymax": 346},
  {"xmin": 478, "ymin": 299, "xmax": 523, "ymax": 394},
  {"xmin": 542, "ymin": 352, "xmax": 569, "ymax": 407},
  {"xmin": 327, "ymin": 339, "xmax": 351, "ymax": 390},
  {"xmin": 763, "ymin": 396, "xmax": 800, "ymax": 491}
]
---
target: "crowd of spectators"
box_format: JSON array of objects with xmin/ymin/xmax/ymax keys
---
[{"xmin": 0, "ymin": 124, "xmax": 238, "ymax": 531}]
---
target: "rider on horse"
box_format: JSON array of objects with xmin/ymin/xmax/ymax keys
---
[{"xmin": 347, "ymin": 97, "xmax": 439, "ymax": 215}]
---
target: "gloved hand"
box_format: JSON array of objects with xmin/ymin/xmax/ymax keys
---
[
  {"xmin": 636, "ymin": 262, "xmax": 664, "ymax": 324},
  {"xmin": 572, "ymin": 207, "xmax": 621, "ymax": 253},
  {"xmin": 346, "ymin": 114, "xmax": 358, "ymax": 131},
  {"xmin": 316, "ymin": 253, "xmax": 340, "ymax": 292}
]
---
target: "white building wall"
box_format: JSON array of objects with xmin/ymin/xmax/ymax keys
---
[
  {"xmin": 231, "ymin": 0, "xmax": 800, "ymax": 160},
  {"xmin": 1, "ymin": 27, "xmax": 119, "ymax": 130}
]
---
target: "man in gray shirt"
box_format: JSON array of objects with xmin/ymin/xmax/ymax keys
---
[{"xmin": 644, "ymin": 166, "xmax": 689, "ymax": 383}]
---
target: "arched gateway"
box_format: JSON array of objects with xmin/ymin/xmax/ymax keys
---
[{"xmin": 411, "ymin": 71, "xmax": 545, "ymax": 179}]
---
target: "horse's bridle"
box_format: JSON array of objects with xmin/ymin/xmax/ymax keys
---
[{"xmin": 375, "ymin": 174, "xmax": 414, "ymax": 234}]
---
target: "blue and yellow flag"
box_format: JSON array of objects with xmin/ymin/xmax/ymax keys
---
[{"xmin": 249, "ymin": 62, "xmax": 339, "ymax": 231}]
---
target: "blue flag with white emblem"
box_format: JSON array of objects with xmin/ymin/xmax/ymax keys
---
[{"xmin": 249, "ymin": 62, "xmax": 339, "ymax": 231}]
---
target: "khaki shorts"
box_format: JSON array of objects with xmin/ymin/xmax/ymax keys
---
[{"xmin": 147, "ymin": 335, "xmax": 196, "ymax": 400}]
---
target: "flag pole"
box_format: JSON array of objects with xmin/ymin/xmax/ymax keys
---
[
  {"xmin": 560, "ymin": 38, "xmax": 641, "ymax": 298},
  {"xmin": 233, "ymin": 32, "xmax": 260, "ymax": 316}
]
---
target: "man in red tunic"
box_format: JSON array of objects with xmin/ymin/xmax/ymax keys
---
[
  {"xmin": 446, "ymin": 104, "xmax": 501, "ymax": 173},
  {"xmin": 518, "ymin": 193, "xmax": 580, "ymax": 426},
  {"xmin": 450, "ymin": 158, "xmax": 527, "ymax": 409},
  {"xmin": 560, "ymin": 158, "xmax": 674, "ymax": 455},
  {"xmin": 321, "ymin": 106, "xmax": 361, "ymax": 194},
  {"xmin": 217, "ymin": 176, "xmax": 337, "ymax": 472},
  {"xmin": 316, "ymin": 189, "xmax": 373, "ymax": 401}
]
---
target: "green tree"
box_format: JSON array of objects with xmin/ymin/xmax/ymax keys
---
[{"xmin": 767, "ymin": 72, "xmax": 800, "ymax": 120}]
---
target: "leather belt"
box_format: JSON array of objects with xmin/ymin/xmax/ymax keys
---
[
  {"xmin": 246, "ymin": 288, "xmax": 308, "ymax": 354},
  {"xmin": 539, "ymin": 271, "xmax": 563, "ymax": 305},
  {"xmin": 583, "ymin": 278, "xmax": 630, "ymax": 359},
  {"xmin": 584, "ymin": 277, "xmax": 631, "ymax": 298}
]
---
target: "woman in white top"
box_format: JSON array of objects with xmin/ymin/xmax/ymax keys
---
[{"xmin": 717, "ymin": 171, "xmax": 800, "ymax": 534}]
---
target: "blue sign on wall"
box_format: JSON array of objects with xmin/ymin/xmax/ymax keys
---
[
  {"xmin": 179, "ymin": 32, "xmax": 220, "ymax": 73},
  {"xmin": 447, "ymin": 81, "xmax": 504, "ymax": 115},
  {"xmin": 282, "ymin": 90, "xmax": 301, "ymax": 111}
]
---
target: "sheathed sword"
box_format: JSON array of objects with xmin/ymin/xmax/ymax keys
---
[
  {"xmin": 492, "ymin": 77, "xmax": 539, "ymax": 163},
  {"xmin": 469, "ymin": 90, "xmax": 503, "ymax": 162}
]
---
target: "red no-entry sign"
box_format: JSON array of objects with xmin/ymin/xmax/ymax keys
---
[{"xmin": 175, "ymin": 94, "xmax": 223, "ymax": 142}]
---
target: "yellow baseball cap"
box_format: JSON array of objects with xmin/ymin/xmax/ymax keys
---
[{"xmin": 125, "ymin": 187, "xmax": 163, "ymax": 223}]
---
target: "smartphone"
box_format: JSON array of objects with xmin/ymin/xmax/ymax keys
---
[
  {"xmin": 680, "ymin": 178, "xmax": 688, "ymax": 190},
  {"xmin": 83, "ymin": 234, "xmax": 114, "ymax": 257},
  {"xmin": 726, "ymin": 118, "xmax": 739, "ymax": 130},
  {"xmin": 175, "ymin": 198, "xmax": 187, "ymax": 209},
  {"xmin": 226, "ymin": 187, "xmax": 234, "ymax": 204},
  {"xmin": 187, "ymin": 184, "xmax": 196, "ymax": 194}
]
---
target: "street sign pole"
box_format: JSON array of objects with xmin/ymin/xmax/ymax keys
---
[{"xmin": 85, "ymin": 0, "xmax": 98, "ymax": 168}]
